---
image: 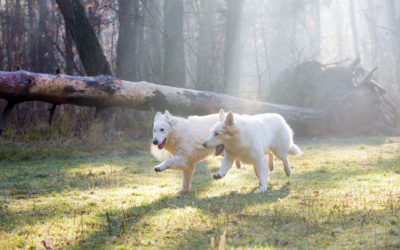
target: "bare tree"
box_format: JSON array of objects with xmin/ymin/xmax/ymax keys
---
[
  {"xmin": 196, "ymin": 0, "xmax": 216, "ymax": 91},
  {"xmin": 116, "ymin": 0, "xmax": 139, "ymax": 81},
  {"xmin": 163, "ymin": 0, "xmax": 185, "ymax": 87},
  {"xmin": 37, "ymin": 0, "xmax": 56, "ymax": 73},
  {"xmin": 55, "ymin": 0, "xmax": 111, "ymax": 76},
  {"xmin": 349, "ymin": 0, "xmax": 359, "ymax": 56},
  {"xmin": 385, "ymin": 0, "xmax": 400, "ymax": 90},
  {"xmin": 224, "ymin": 0, "xmax": 244, "ymax": 96}
]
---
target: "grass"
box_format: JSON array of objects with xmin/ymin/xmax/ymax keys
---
[{"xmin": 0, "ymin": 137, "xmax": 399, "ymax": 249}]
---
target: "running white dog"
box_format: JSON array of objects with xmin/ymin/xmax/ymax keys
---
[
  {"xmin": 202, "ymin": 109, "xmax": 302, "ymax": 193},
  {"xmin": 152, "ymin": 110, "xmax": 235, "ymax": 194}
]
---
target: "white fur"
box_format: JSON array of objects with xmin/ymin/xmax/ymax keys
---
[
  {"xmin": 151, "ymin": 111, "xmax": 221, "ymax": 194},
  {"xmin": 203, "ymin": 109, "xmax": 302, "ymax": 193}
]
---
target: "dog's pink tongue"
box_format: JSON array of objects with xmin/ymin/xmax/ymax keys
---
[{"xmin": 158, "ymin": 139, "xmax": 166, "ymax": 149}]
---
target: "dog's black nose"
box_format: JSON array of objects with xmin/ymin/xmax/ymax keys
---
[
  {"xmin": 202, "ymin": 142, "xmax": 207, "ymax": 148},
  {"xmin": 152, "ymin": 139, "xmax": 158, "ymax": 145}
]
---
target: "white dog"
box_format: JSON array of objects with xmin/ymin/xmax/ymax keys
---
[
  {"xmin": 152, "ymin": 110, "xmax": 237, "ymax": 194},
  {"xmin": 202, "ymin": 109, "xmax": 302, "ymax": 193}
]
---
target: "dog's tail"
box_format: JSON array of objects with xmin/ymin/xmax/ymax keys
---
[{"xmin": 288, "ymin": 143, "xmax": 303, "ymax": 156}]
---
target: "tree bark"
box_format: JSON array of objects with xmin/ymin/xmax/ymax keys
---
[
  {"xmin": 116, "ymin": 0, "xmax": 139, "ymax": 81},
  {"xmin": 385, "ymin": 0, "xmax": 400, "ymax": 91},
  {"xmin": 313, "ymin": 0, "xmax": 321, "ymax": 59},
  {"xmin": 223, "ymin": 0, "xmax": 244, "ymax": 96},
  {"xmin": 37, "ymin": 0, "xmax": 56, "ymax": 73},
  {"xmin": 196, "ymin": 0, "xmax": 216, "ymax": 91},
  {"xmin": 163, "ymin": 0, "xmax": 185, "ymax": 87},
  {"xmin": 55, "ymin": 0, "xmax": 111, "ymax": 76},
  {"xmin": 143, "ymin": 0, "xmax": 162, "ymax": 83},
  {"xmin": 65, "ymin": 27, "xmax": 75, "ymax": 75},
  {"xmin": 349, "ymin": 0, "xmax": 359, "ymax": 56},
  {"xmin": 0, "ymin": 70, "xmax": 322, "ymax": 128}
]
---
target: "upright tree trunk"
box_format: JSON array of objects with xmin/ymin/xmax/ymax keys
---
[
  {"xmin": 65, "ymin": 27, "xmax": 75, "ymax": 75},
  {"xmin": 336, "ymin": 4, "xmax": 344, "ymax": 59},
  {"xmin": 5, "ymin": 0, "xmax": 14, "ymax": 71},
  {"xmin": 349, "ymin": 0, "xmax": 359, "ymax": 56},
  {"xmin": 365, "ymin": 0, "xmax": 378, "ymax": 68},
  {"xmin": 196, "ymin": 0, "xmax": 216, "ymax": 91},
  {"xmin": 116, "ymin": 0, "xmax": 139, "ymax": 81},
  {"xmin": 55, "ymin": 0, "xmax": 111, "ymax": 76},
  {"xmin": 37, "ymin": 0, "xmax": 56, "ymax": 73},
  {"xmin": 135, "ymin": 0, "xmax": 145, "ymax": 81},
  {"xmin": 223, "ymin": 0, "xmax": 244, "ymax": 96},
  {"xmin": 313, "ymin": 0, "xmax": 321, "ymax": 59},
  {"xmin": 28, "ymin": 0, "xmax": 37, "ymax": 71},
  {"xmin": 146, "ymin": 0, "xmax": 162, "ymax": 83},
  {"xmin": 0, "ymin": 0, "xmax": 5, "ymax": 70},
  {"xmin": 163, "ymin": 0, "xmax": 185, "ymax": 87},
  {"xmin": 14, "ymin": 0, "xmax": 23, "ymax": 69},
  {"xmin": 259, "ymin": 0, "xmax": 272, "ymax": 96},
  {"xmin": 386, "ymin": 0, "xmax": 400, "ymax": 91}
]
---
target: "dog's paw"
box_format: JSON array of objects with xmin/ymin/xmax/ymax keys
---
[
  {"xmin": 176, "ymin": 189, "xmax": 189, "ymax": 195},
  {"xmin": 268, "ymin": 162, "xmax": 274, "ymax": 172},
  {"xmin": 284, "ymin": 168, "xmax": 291, "ymax": 177},
  {"xmin": 154, "ymin": 166, "xmax": 163, "ymax": 172},
  {"xmin": 213, "ymin": 173, "xmax": 223, "ymax": 179},
  {"xmin": 235, "ymin": 160, "xmax": 241, "ymax": 169},
  {"xmin": 256, "ymin": 186, "xmax": 268, "ymax": 193}
]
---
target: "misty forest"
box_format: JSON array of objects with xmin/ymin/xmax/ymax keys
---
[{"xmin": 0, "ymin": 0, "xmax": 399, "ymax": 249}]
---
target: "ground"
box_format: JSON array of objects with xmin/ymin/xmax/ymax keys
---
[{"xmin": 0, "ymin": 137, "xmax": 399, "ymax": 249}]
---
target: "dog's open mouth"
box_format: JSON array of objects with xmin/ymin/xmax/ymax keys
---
[
  {"xmin": 158, "ymin": 138, "xmax": 167, "ymax": 149},
  {"xmin": 215, "ymin": 144, "xmax": 224, "ymax": 156}
]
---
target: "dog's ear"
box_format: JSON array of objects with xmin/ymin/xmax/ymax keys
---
[
  {"xmin": 164, "ymin": 110, "xmax": 171, "ymax": 120},
  {"xmin": 164, "ymin": 110, "xmax": 177, "ymax": 125},
  {"xmin": 219, "ymin": 109, "xmax": 225, "ymax": 121},
  {"xmin": 225, "ymin": 111, "xmax": 234, "ymax": 126},
  {"xmin": 155, "ymin": 111, "xmax": 162, "ymax": 119}
]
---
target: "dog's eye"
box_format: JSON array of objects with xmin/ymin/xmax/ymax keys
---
[
  {"xmin": 214, "ymin": 131, "xmax": 220, "ymax": 136},
  {"xmin": 160, "ymin": 128, "xmax": 164, "ymax": 132}
]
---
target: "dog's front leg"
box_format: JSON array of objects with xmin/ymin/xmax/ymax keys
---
[
  {"xmin": 154, "ymin": 155, "xmax": 187, "ymax": 172},
  {"xmin": 213, "ymin": 154, "xmax": 234, "ymax": 179},
  {"xmin": 254, "ymin": 156, "xmax": 269, "ymax": 193}
]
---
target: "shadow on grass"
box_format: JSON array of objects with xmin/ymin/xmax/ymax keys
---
[
  {"xmin": 74, "ymin": 182, "xmax": 291, "ymax": 248},
  {"xmin": 0, "ymin": 152, "xmax": 160, "ymax": 197},
  {"xmin": 0, "ymin": 158, "xmax": 215, "ymax": 234}
]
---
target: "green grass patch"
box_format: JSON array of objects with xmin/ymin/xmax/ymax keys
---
[{"xmin": 0, "ymin": 137, "xmax": 399, "ymax": 249}]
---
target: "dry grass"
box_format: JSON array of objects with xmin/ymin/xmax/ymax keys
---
[{"xmin": 0, "ymin": 137, "xmax": 399, "ymax": 249}]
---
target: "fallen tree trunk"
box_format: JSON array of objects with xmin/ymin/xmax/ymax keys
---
[{"xmin": 0, "ymin": 70, "xmax": 323, "ymax": 134}]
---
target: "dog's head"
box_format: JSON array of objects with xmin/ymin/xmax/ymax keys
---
[
  {"xmin": 202, "ymin": 109, "xmax": 236, "ymax": 152},
  {"xmin": 152, "ymin": 110, "xmax": 175, "ymax": 150}
]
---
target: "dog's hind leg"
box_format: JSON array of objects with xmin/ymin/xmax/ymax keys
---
[
  {"xmin": 275, "ymin": 151, "xmax": 291, "ymax": 177},
  {"xmin": 282, "ymin": 157, "xmax": 291, "ymax": 177},
  {"xmin": 253, "ymin": 164, "xmax": 259, "ymax": 178},
  {"xmin": 254, "ymin": 156, "xmax": 269, "ymax": 193},
  {"xmin": 177, "ymin": 165, "xmax": 194, "ymax": 194},
  {"xmin": 268, "ymin": 151, "xmax": 275, "ymax": 171},
  {"xmin": 235, "ymin": 160, "xmax": 241, "ymax": 169}
]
